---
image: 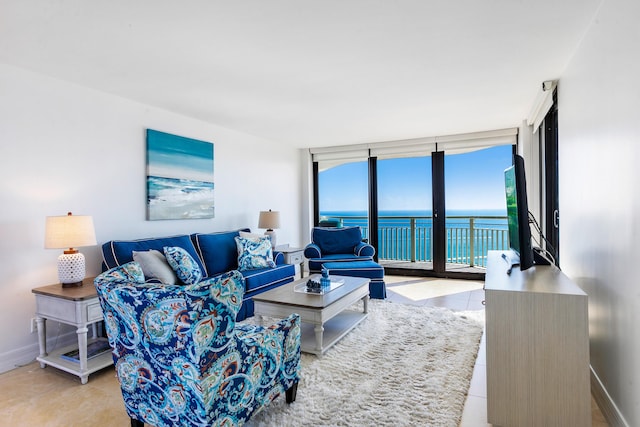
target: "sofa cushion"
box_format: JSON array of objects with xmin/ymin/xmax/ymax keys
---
[
  {"xmin": 307, "ymin": 254, "xmax": 370, "ymax": 273},
  {"xmin": 132, "ymin": 249, "xmax": 178, "ymax": 285},
  {"xmin": 102, "ymin": 234, "xmax": 205, "ymax": 275},
  {"xmin": 322, "ymin": 260, "xmax": 387, "ymax": 299},
  {"xmin": 312, "ymin": 226, "xmax": 364, "ymax": 255},
  {"xmin": 322, "ymin": 260, "xmax": 385, "ymax": 279},
  {"xmin": 242, "ymin": 264, "xmax": 296, "ymax": 294},
  {"xmin": 235, "ymin": 236, "xmax": 276, "ymax": 271},
  {"xmin": 191, "ymin": 229, "xmax": 249, "ymax": 277},
  {"xmin": 164, "ymin": 246, "xmax": 204, "ymax": 285}
]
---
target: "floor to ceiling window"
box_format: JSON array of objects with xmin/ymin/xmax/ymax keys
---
[
  {"xmin": 377, "ymin": 156, "xmax": 432, "ymax": 270},
  {"xmin": 444, "ymin": 145, "xmax": 512, "ymax": 271},
  {"xmin": 311, "ymin": 128, "xmax": 518, "ymax": 279},
  {"xmin": 316, "ymin": 159, "xmax": 369, "ymax": 238}
]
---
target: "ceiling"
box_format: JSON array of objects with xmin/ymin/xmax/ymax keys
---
[{"xmin": 0, "ymin": 1, "xmax": 602, "ymax": 148}]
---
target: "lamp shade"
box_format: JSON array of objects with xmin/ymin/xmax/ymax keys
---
[
  {"xmin": 45, "ymin": 212, "xmax": 97, "ymax": 287},
  {"xmin": 45, "ymin": 212, "xmax": 97, "ymax": 250},
  {"xmin": 258, "ymin": 210, "xmax": 280, "ymax": 230}
]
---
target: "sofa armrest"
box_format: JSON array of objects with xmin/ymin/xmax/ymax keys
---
[
  {"xmin": 304, "ymin": 243, "xmax": 321, "ymax": 259},
  {"xmin": 354, "ymin": 241, "xmax": 375, "ymax": 257},
  {"xmin": 273, "ymin": 250, "xmax": 285, "ymax": 265}
]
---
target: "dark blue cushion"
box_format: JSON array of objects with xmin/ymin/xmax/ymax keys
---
[
  {"xmin": 102, "ymin": 235, "xmax": 205, "ymax": 275},
  {"xmin": 312, "ymin": 226, "xmax": 363, "ymax": 255},
  {"xmin": 242, "ymin": 264, "xmax": 295, "ymax": 293},
  {"xmin": 323, "ymin": 261, "xmax": 385, "ymax": 279},
  {"xmin": 323, "ymin": 260, "xmax": 386, "ymax": 299},
  {"xmin": 191, "ymin": 229, "xmax": 249, "ymax": 277},
  {"xmin": 307, "ymin": 254, "xmax": 369, "ymax": 273}
]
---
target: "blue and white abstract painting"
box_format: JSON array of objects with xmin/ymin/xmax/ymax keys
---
[{"xmin": 146, "ymin": 129, "xmax": 214, "ymax": 220}]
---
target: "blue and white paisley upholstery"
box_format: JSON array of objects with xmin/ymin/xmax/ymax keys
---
[{"xmin": 94, "ymin": 262, "xmax": 301, "ymax": 427}]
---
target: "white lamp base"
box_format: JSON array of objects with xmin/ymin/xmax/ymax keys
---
[
  {"xmin": 264, "ymin": 229, "xmax": 277, "ymax": 249},
  {"xmin": 58, "ymin": 252, "xmax": 86, "ymax": 287}
]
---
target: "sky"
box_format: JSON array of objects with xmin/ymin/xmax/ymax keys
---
[
  {"xmin": 319, "ymin": 145, "xmax": 512, "ymax": 213},
  {"xmin": 146, "ymin": 129, "xmax": 214, "ymax": 182}
]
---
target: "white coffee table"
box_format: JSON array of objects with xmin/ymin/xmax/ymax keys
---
[{"xmin": 252, "ymin": 275, "xmax": 370, "ymax": 355}]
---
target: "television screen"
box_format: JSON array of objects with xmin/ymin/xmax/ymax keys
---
[{"xmin": 504, "ymin": 155, "xmax": 534, "ymax": 271}]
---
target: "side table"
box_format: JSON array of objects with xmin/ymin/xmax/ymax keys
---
[
  {"xmin": 32, "ymin": 277, "xmax": 113, "ymax": 384},
  {"xmin": 277, "ymin": 246, "xmax": 305, "ymax": 278}
]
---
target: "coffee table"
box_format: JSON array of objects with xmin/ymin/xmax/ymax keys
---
[{"xmin": 252, "ymin": 275, "xmax": 369, "ymax": 355}]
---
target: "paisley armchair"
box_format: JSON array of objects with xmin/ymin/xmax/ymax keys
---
[{"xmin": 94, "ymin": 262, "xmax": 301, "ymax": 427}]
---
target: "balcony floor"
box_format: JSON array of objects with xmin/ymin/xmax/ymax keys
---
[{"xmin": 380, "ymin": 260, "xmax": 487, "ymax": 277}]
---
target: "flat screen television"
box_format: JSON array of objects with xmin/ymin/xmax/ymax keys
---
[{"xmin": 504, "ymin": 154, "xmax": 535, "ymax": 271}]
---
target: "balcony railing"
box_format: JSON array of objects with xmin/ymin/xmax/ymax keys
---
[{"xmin": 327, "ymin": 215, "xmax": 509, "ymax": 268}]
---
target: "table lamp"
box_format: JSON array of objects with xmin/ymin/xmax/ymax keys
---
[
  {"xmin": 258, "ymin": 209, "xmax": 280, "ymax": 249},
  {"xmin": 45, "ymin": 212, "xmax": 97, "ymax": 287}
]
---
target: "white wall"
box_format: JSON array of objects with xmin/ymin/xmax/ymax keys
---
[
  {"xmin": 0, "ymin": 64, "xmax": 303, "ymax": 372},
  {"xmin": 560, "ymin": 0, "xmax": 640, "ymax": 425}
]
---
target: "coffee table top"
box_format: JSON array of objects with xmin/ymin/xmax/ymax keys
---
[{"xmin": 252, "ymin": 275, "xmax": 369, "ymax": 309}]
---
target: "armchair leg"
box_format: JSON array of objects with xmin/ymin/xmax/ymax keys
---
[
  {"xmin": 131, "ymin": 419, "xmax": 144, "ymax": 427},
  {"xmin": 285, "ymin": 381, "xmax": 299, "ymax": 403}
]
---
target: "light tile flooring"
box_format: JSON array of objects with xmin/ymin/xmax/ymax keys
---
[{"xmin": 0, "ymin": 275, "xmax": 609, "ymax": 426}]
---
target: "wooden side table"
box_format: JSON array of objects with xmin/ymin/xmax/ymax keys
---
[
  {"xmin": 277, "ymin": 246, "xmax": 305, "ymax": 278},
  {"xmin": 32, "ymin": 277, "xmax": 113, "ymax": 384}
]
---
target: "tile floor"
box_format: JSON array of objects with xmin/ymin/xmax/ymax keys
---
[{"xmin": 0, "ymin": 275, "xmax": 609, "ymax": 426}]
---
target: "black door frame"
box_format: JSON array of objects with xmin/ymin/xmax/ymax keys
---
[
  {"xmin": 542, "ymin": 90, "xmax": 560, "ymax": 265},
  {"xmin": 312, "ymin": 150, "xmax": 487, "ymax": 280}
]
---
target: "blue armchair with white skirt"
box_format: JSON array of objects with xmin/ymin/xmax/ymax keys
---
[{"xmin": 304, "ymin": 226, "xmax": 386, "ymax": 299}]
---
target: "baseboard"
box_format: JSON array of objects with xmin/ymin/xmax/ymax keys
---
[
  {"xmin": 591, "ymin": 365, "xmax": 630, "ymax": 427},
  {"xmin": 0, "ymin": 331, "xmax": 77, "ymax": 374}
]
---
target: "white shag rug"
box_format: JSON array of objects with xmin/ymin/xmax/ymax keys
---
[{"xmin": 244, "ymin": 300, "xmax": 484, "ymax": 427}]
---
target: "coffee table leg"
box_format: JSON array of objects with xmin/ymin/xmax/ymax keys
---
[
  {"xmin": 363, "ymin": 295, "xmax": 369, "ymax": 314},
  {"xmin": 314, "ymin": 324, "xmax": 324, "ymax": 353}
]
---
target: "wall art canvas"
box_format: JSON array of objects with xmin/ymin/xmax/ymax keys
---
[{"xmin": 146, "ymin": 129, "xmax": 214, "ymax": 220}]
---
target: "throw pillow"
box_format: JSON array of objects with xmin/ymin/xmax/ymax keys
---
[
  {"xmin": 163, "ymin": 246, "xmax": 204, "ymax": 285},
  {"xmin": 132, "ymin": 249, "xmax": 178, "ymax": 285},
  {"xmin": 234, "ymin": 236, "xmax": 276, "ymax": 271}
]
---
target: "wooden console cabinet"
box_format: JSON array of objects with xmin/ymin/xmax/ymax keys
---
[{"xmin": 485, "ymin": 251, "xmax": 590, "ymax": 427}]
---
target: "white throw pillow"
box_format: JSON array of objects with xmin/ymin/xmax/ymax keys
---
[{"xmin": 132, "ymin": 249, "xmax": 178, "ymax": 285}]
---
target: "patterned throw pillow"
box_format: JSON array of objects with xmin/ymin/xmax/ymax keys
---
[
  {"xmin": 163, "ymin": 246, "xmax": 204, "ymax": 285},
  {"xmin": 235, "ymin": 236, "xmax": 276, "ymax": 271}
]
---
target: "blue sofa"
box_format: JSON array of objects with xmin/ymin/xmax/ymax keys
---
[{"xmin": 101, "ymin": 228, "xmax": 295, "ymax": 320}]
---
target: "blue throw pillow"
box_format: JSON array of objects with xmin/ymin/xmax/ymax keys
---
[
  {"xmin": 234, "ymin": 236, "xmax": 276, "ymax": 271},
  {"xmin": 163, "ymin": 246, "xmax": 203, "ymax": 285}
]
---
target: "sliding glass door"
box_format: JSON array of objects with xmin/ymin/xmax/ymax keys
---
[
  {"xmin": 311, "ymin": 129, "xmax": 517, "ymax": 278},
  {"xmin": 377, "ymin": 156, "xmax": 433, "ymax": 271},
  {"xmin": 444, "ymin": 145, "xmax": 512, "ymax": 271},
  {"xmin": 316, "ymin": 159, "xmax": 369, "ymax": 238}
]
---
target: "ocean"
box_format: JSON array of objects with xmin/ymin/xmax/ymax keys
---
[
  {"xmin": 319, "ymin": 209, "xmax": 509, "ymax": 266},
  {"xmin": 147, "ymin": 175, "xmax": 214, "ymax": 220}
]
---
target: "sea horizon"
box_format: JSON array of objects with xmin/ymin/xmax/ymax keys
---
[{"xmin": 320, "ymin": 208, "xmax": 507, "ymax": 218}]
